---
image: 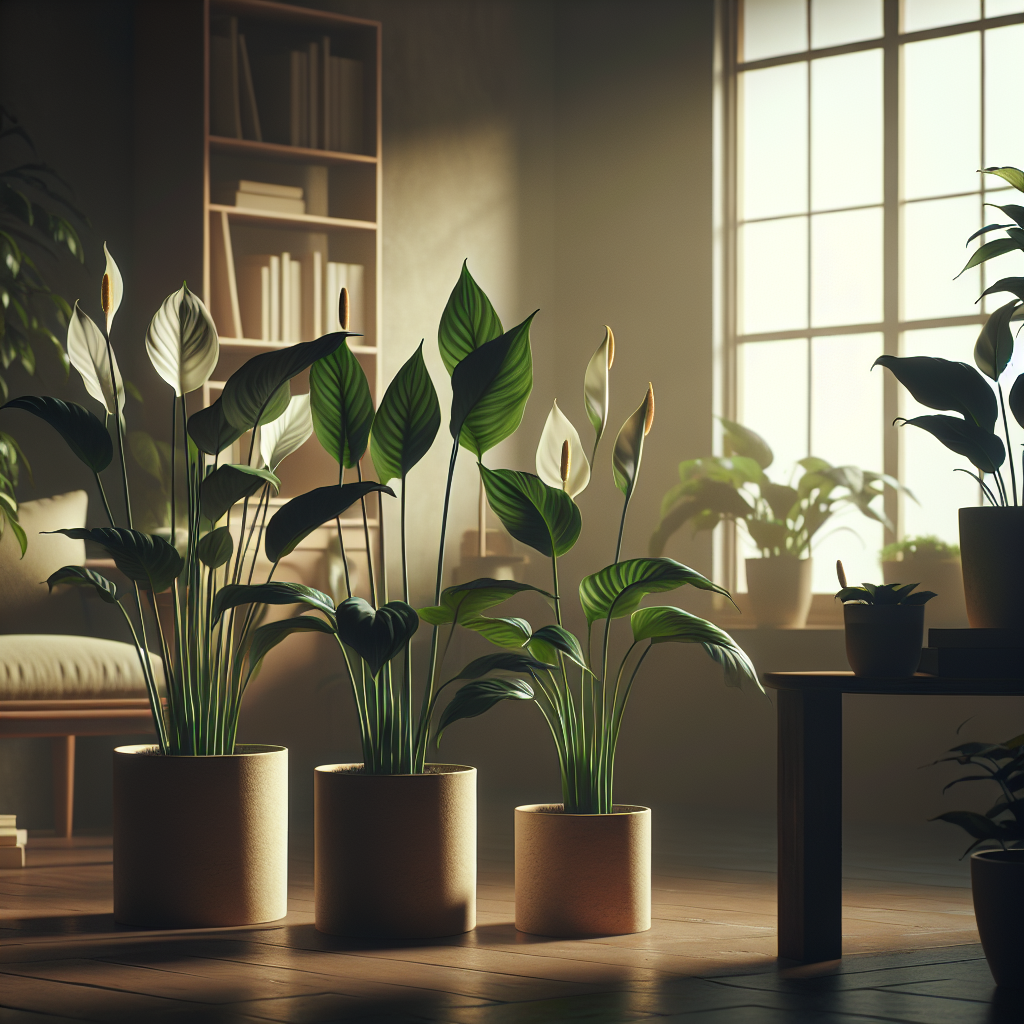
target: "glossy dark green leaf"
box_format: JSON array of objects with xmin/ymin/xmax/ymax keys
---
[
  {"xmin": 479, "ymin": 465, "xmax": 580, "ymax": 557},
  {"xmin": 459, "ymin": 614, "xmax": 532, "ymax": 648},
  {"xmin": 222, "ymin": 334, "xmax": 346, "ymax": 432},
  {"xmin": 264, "ymin": 482, "xmax": 395, "ymax": 563},
  {"xmin": 212, "ymin": 581, "xmax": 336, "ymax": 622},
  {"xmin": 417, "ymin": 577, "xmax": 555, "ymax": 625},
  {"xmin": 977, "ymin": 276, "xmax": 1024, "ymax": 304},
  {"xmin": 720, "ymin": 417, "xmax": 773, "ymax": 469},
  {"xmin": 975, "ymin": 299, "xmax": 1018, "ymax": 381},
  {"xmin": 1009, "ymin": 372, "xmax": 1024, "ymax": 429},
  {"xmin": 245, "ymin": 615, "xmax": 336, "ymax": 676},
  {"xmin": 579, "ymin": 556, "xmax": 733, "ymax": 627},
  {"xmin": 196, "ymin": 526, "xmax": 233, "ymax": 569},
  {"xmin": 898, "ymin": 414, "xmax": 1005, "ymax": 473},
  {"xmin": 437, "ymin": 260, "xmax": 503, "ymax": 375},
  {"xmin": 1, "ymin": 395, "xmax": 112, "ymax": 472},
  {"xmin": 984, "ymin": 203, "xmax": 1024, "ymax": 230},
  {"xmin": 447, "ymin": 651, "xmax": 555, "ymax": 683},
  {"xmin": 612, "ymin": 387, "xmax": 653, "ymax": 498},
  {"xmin": 435, "ymin": 677, "xmax": 534, "ymax": 745},
  {"xmin": 45, "ymin": 564, "xmax": 119, "ymax": 604},
  {"xmin": 199, "ymin": 464, "xmax": 279, "ymax": 524},
  {"xmin": 450, "ymin": 313, "xmax": 535, "ymax": 457},
  {"xmin": 982, "ymin": 165, "xmax": 1024, "ymax": 192},
  {"xmin": 335, "ymin": 597, "xmax": 419, "ymax": 676},
  {"xmin": 649, "ymin": 478, "xmax": 754, "ymax": 557},
  {"xmin": 309, "ymin": 335, "xmax": 374, "ymax": 468},
  {"xmin": 965, "ymin": 222, "xmax": 1018, "ymax": 246},
  {"xmin": 258, "ymin": 383, "xmax": 291, "ymax": 427},
  {"xmin": 50, "ymin": 527, "xmax": 183, "ymax": 593},
  {"xmin": 959, "ymin": 235, "xmax": 1024, "ymax": 275},
  {"xmin": 370, "ymin": 342, "xmax": 440, "ymax": 484},
  {"xmin": 186, "ymin": 397, "xmax": 245, "ymax": 456},
  {"xmin": 527, "ymin": 624, "xmax": 587, "ymax": 670},
  {"xmin": 873, "ymin": 355, "xmax": 997, "ymax": 432}
]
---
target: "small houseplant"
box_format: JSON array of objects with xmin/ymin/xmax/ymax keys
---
[
  {"xmin": 880, "ymin": 535, "xmax": 966, "ymax": 627},
  {"xmin": 928, "ymin": 732, "xmax": 1024, "ymax": 987},
  {"xmin": 650, "ymin": 418, "xmax": 905, "ymax": 627},
  {"xmin": 873, "ymin": 164, "xmax": 1024, "ymax": 629},
  {"xmin": 427, "ymin": 332, "xmax": 760, "ymax": 938},
  {"xmin": 0, "ymin": 250, "xmax": 361, "ymax": 928},
  {"xmin": 835, "ymin": 561, "xmax": 934, "ymax": 677}
]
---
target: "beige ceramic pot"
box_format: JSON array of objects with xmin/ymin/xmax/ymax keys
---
[
  {"xmin": 515, "ymin": 803, "xmax": 651, "ymax": 937},
  {"xmin": 971, "ymin": 849, "xmax": 1024, "ymax": 988},
  {"xmin": 745, "ymin": 557, "xmax": 813, "ymax": 628},
  {"xmin": 315, "ymin": 763, "xmax": 476, "ymax": 938},
  {"xmin": 113, "ymin": 744, "xmax": 288, "ymax": 928},
  {"xmin": 959, "ymin": 507, "xmax": 1024, "ymax": 628},
  {"xmin": 882, "ymin": 557, "xmax": 967, "ymax": 628}
]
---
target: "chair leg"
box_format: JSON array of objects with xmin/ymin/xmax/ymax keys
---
[{"xmin": 50, "ymin": 736, "xmax": 75, "ymax": 839}]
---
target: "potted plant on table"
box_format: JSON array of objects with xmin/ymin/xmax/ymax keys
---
[
  {"xmin": 428, "ymin": 334, "xmax": 761, "ymax": 938},
  {"xmin": 928, "ymin": 732, "xmax": 1024, "ymax": 987},
  {"xmin": 881, "ymin": 535, "xmax": 967, "ymax": 628},
  {"xmin": 0, "ymin": 250, "xmax": 363, "ymax": 928},
  {"xmin": 649, "ymin": 419, "xmax": 905, "ymax": 628},
  {"xmin": 873, "ymin": 164, "xmax": 1024, "ymax": 630}
]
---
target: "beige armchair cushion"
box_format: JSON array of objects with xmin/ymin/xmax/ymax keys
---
[{"xmin": 0, "ymin": 635, "xmax": 162, "ymax": 700}]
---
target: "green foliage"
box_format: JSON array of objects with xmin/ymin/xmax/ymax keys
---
[
  {"xmin": 880, "ymin": 535, "xmax": 959, "ymax": 561},
  {"xmin": 334, "ymin": 597, "xmax": 419, "ymax": 677},
  {"xmin": 309, "ymin": 335, "xmax": 375, "ymax": 468},
  {"xmin": 212, "ymin": 581, "xmax": 337, "ymax": 622},
  {"xmin": 434, "ymin": 677, "xmax": 535, "ymax": 745},
  {"xmin": 199, "ymin": 464, "xmax": 279, "ymax": 524},
  {"xmin": 45, "ymin": 564, "xmax": 119, "ymax": 603},
  {"xmin": 479, "ymin": 465, "xmax": 581, "ymax": 558},
  {"xmin": 52, "ymin": 527, "xmax": 183, "ymax": 593},
  {"xmin": 1, "ymin": 396, "xmax": 111, "ymax": 473},
  {"xmin": 835, "ymin": 581, "xmax": 936, "ymax": 606},
  {"xmin": 437, "ymin": 260, "xmax": 503, "ymax": 374},
  {"xmin": 196, "ymin": 526, "xmax": 233, "ymax": 569}
]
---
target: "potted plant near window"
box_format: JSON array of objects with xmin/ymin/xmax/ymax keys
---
[
  {"xmin": 881, "ymin": 535, "xmax": 967, "ymax": 628},
  {"xmin": 928, "ymin": 732, "xmax": 1024, "ymax": 988},
  {"xmin": 429, "ymin": 333, "xmax": 760, "ymax": 938},
  {"xmin": 649, "ymin": 419, "xmax": 906, "ymax": 628},
  {"xmin": 0, "ymin": 250, "xmax": 361, "ymax": 928},
  {"xmin": 873, "ymin": 164, "xmax": 1024, "ymax": 630}
]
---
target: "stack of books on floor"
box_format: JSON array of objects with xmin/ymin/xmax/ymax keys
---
[
  {"xmin": 918, "ymin": 629, "xmax": 1022, "ymax": 677},
  {"xmin": 211, "ymin": 15, "xmax": 365, "ymax": 153},
  {"xmin": 0, "ymin": 814, "xmax": 27, "ymax": 868},
  {"xmin": 212, "ymin": 179, "xmax": 306, "ymax": 215}
]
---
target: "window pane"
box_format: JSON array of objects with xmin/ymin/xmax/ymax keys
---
[
  {"xmin": 900, "ymin": 327, "xmax": 983, "ymax": 543},
  {"xmin": 984, "ymin": 25, "xmax": 1024, "ymax": 171},
  {"xmin": 903, "ymin": 0, "xmax": 980, "ymax": 32},
  {"xmin": 902, "ymin": 195, "xmax": 981, "ymax": 320},
  {"xmin": 903, "ymin": 33, "xmax": 981, "ymax": 201},
  {"xmin": 740, "ymin": 218, "xmax": 809, "ymax": 334},
  {"xmin": 811, "ymin": 208, "xmax": 884, "ymax": 326},
  {"xmin": 811, "ymin": 50, "xmax": 883, "ymax": 210},
  {"xmin": 742, "ymin": 0, "xmax": 807, "ymax": 61},
  {"xmin": 738, "ymin": 339, "xmax": 809, "ymax": 478},
  {"xmin": 985, "ymin": 0, "xmax": 1024, "ymax": 14},
  {"xmin": 811, "ymin": 0, "xmax": 883, "ymax": 48},
  {"xmin": 741, "ymin": 64, "xmax": 808, "ymax": 220}
]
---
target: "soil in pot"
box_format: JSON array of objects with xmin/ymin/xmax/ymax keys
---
[
  {"xmin": 843, "ymin": 604, "xmax": 924, "ymax": 677},
  {"xmin": 959, "ymin": 506, "xmax": 1024, "ymax": 629},
  {"xmin": 315, "ymin": 763, "xmax": 476, "ymax": 939},
  {"xmin": 745, "ymin": 557, "xmax": 813, "ymax": 628},
  {"xmin": 113, "ymin": 744, "xmax": 288, "ymax": 928},
  {"xmin": 515, "ymin": 803, "xmax": 650, "ymax": 938},
  {"xmin": 971, "ymin": 849, "xmax": 1024, "ymax": 988}
]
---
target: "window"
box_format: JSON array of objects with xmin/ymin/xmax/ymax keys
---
[{"xmin": 722, "ymin": 0, "xmax": 1024, "ymax": 593}]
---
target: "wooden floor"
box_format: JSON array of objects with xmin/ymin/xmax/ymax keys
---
[{"xmin": 1, "ymin": 809, "xmax": 1020, "ymax": 1023}]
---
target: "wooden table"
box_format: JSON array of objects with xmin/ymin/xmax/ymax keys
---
[{"xmin": 763, "ymin": 671, "xmax": 1024, "ymax": 963}]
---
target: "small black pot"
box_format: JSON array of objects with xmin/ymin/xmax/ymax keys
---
[
  {"xmin": 843, "ymin": 603, "xmax": 924, "ymax": 677},
  {"xmin": 971, "ymin": 849, "xmax": 1024, "ymax": 988}
]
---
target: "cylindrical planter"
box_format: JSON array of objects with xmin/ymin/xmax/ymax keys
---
[
  {"xmin": 315, "ymin": 763, "xmax": 476, "ymax": 938},
  {"xmin": 515, "ymin": 803, "xmax": 651, "ymax": 937},
  {"xmin": 971, "ymin": 849, "xmax": 1024, "ymax": 988},
  {"xmin": 113, "ymin": 744, "xmax": 288, "ymax": 928},
  {"xmin": 959, "ymin": 506, "xmax": 1024, "ymax": 629},
  {"xmin": 843, "ymin": 604, "xmax": 924, "ymax": 677},
  {"xmin": 745, "ymin": 557, "xmax": 813, "ymax": 628},
  {"xmin": 881, "ymin": 558, "xmax": 967, "ymax": 629}
]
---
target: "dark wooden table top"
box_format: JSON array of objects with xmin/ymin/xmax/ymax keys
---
[{"xmin": 763, "ymin": 671, "xmax": 1024, "ymax": 697}]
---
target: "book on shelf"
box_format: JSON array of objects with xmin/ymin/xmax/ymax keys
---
[
  {"xmin": 326, "ymin": 262, "xmax": 365, "ymax": 334},
  {"xmin": 330, "ymin": 55, "xmax": 364, "ymax": 153},
  {"xmin": 236, "ymin": 254, "xmax": 280, "ymax": 342},
  {"xmin": 0, "ymin": 814, "xmax": 16, "ymax": 828},
  {"xmin": 0, "ymin": 826, "xmax": 26, "ymax": 847},
  {"xmin": 237, "ymin": 34, "xmax": 263, "ymax": 142},
  {"xmin": 0, "ymin": 845, "xmax": 25, "ymax": 868},
  {"xmin": 300, "ymin": 251, "xmax": 323, "ymax": 342},
  {"xmin": 210, "ymin": 18, "xmax": 262, "ymax": 142},
  {"xmin": 212, "ymin": 179, "xmax": 306, "ymax": 215}
]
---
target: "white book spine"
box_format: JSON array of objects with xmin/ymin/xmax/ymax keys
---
[
  {"xmin": 280, "ymin": 253, "xmax": 292, "ymax": 343},
  {"xmin": 325, "ymin": 262, "xmax": 337, "ymax": 331},
  {"xmin": 289, "ymin": 259, "xmax": 302, "ymax": 343},
  {"xmin": 269, "ymin": 256, "xmax": 281, "ymax": 342},
  {"xmin": 260, "ymin": 266, "xmax": 270, "ymax": 341},
  {"xmin": 346, "ymin": 263, "xmax": 365, "ymax": 335}
]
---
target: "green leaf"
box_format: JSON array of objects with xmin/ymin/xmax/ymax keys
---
[
  {"xmin": 978, "ymin": 276, "xmax": 1024, "ymax": 304},
  {"xmin": 309, "ymin": 335, "xmax": 375, "ymax": 468},
  {"xmin": 460, "ymin": 614, "xmax": 532, "ymax": 648},
  {"xmin": 199, "ymin": 464, "xmax": 279, "ymax": 524},
  {"xmin": 527, "ymin": 624, "xmax": 587, "ymax": 670},
  {"xmin": 612, "ymin": 386, "xmax": 653, "ymax": 498},
  {"xmin": 417, "ymin": 577, "xmax": 555, "ymax": 625},
  {"xmin": 437, "ymin": 260, "xmax": 503, "ymax": 375},
  {"xmin": 45, "ymin": 564, "xmax": 119, "ymax": 604},
  {"xmin": 435, "ymin": 677, "xmax": 534, "ymax": 745},
  {"xmin": 1, "ymin": 395, "xmax": 112, "ymax": 472},
  {"xmin": 335, "ymin": 597, "xmax": 419, "ymax": 676},
  {"xmin": 975, "ymin": 299, "xmax": 1018, "ymax": 381},
  {"xmin": 1009, "ymin": 372, "xmax": 1024, "ymax": 430},
  {"xmin": 447, "ymin": 651, "xmax": 555, "ymax": 683},
  {"xmin": 579, "ymin": 556, "xmax": 733, "ymax": 627},
  {"xmin": 873, "ymin": 355, "xmax": 997, "ymax": 432},
  {"xmin": 222, "ymin": 335, "xmax": 347, "ymax": 432},
  {"xmin": 264, "ymin": 482, "xmax": 394, "ymax": 563},
  {"xmin": 898, "ymin": 414, "xmax": 1005, "ymax": 473},
  {"xmin": 370, "ymin": 342, "xmax": 440, "ymax": 484},
  {"xmin": 720, "ymin": 417, "xmax": 773, "ymax": 469},
  {"xmin": 186, "ymin": 397, "xmax": 245, "ymax": 456},
  {"xmin": 196, "ymin": 526, "xmax": 233, "ymax": 569},
  {"xmin": 930, "ymin": 810, "xmax": 1006, "ymax": 840},
  {"xmin": 212, "ymin": 581, "xmax": 336, "ymax": 622},
  {"xmin": 257, "ymin": 383, "xmax": 292, "ymax": 428},
  {"xmin": 50, "ymin": 527, "xmax": 183, "ymax": 593},
  {"xmin": 245, "ymin": 615, "xmax": 336, "ymax": 676},
  {"xmin": 649, "ymin": 478, "xmax": 754, "ymax": 557},
  {"xmin": 450, "ymin": 313, "xmax": 535, "ymax": 457},
  {"xmin": 959, "ymin": 235, "xmax": 1024, "ymax": 275},
  {"xmin": 982, "ymin": 165, "xmax": 1024, "ymax": 192},
  {"xmin": 479, "ymin": 465, "xmax": 581, "ymax": 557}
]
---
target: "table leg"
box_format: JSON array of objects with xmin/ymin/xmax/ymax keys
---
[
  {"xmin": 777, "ymin": 688, "xmax": 842, "ymax": 962},
  {"xmin": 50, "ymin": 735, "xmax": 75, "ymax": 839}
]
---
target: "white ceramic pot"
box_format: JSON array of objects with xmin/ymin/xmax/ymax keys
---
[
  {"xmin": 745, "ymin": 557, "xmax": 813, "ymax": 628},
  {"xmin": 959, "ymin": 507, "xmax": 1024, "ymax": 629},
  {"xmin": 515, "ymin": 803, "xmax": 651, "ymax": 937},
  {"xmin": 113, "ymin": 744, "xmax": 288, "ymax": 928},
  {"xmin": 314, "ymin": 763, "xmax": 476, "ymax": 938}
]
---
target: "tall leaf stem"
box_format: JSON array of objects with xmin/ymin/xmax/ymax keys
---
[
  {"xmin": 998, "ymin": 382, "xmax": 1018, "ymax": 505},
  {"xmin": 356, "ymin": 462, "xmax": 376, "ymax": 608}
]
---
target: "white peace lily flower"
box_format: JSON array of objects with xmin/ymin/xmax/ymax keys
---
[
  {"xmin": 67, "ymin": 300, "xmax": 125, "ymax": 422},
  {"xmin": 260, "ymin": 393, "xmax": 313, "ymax": 471},
  {"xmin": 536, "ymin": 400, "xmax": 591, "ymax": 498},
  {"xmin": 584, "ymin": 326, "xmax": 614, "ymax": 448},
  {"xmin": 100, "ymin": 243, "xmax": 124, "ymax": 335},
  {"xmin": 146, "ymin": 283, "xmax": 220, "ymax": 396}
]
